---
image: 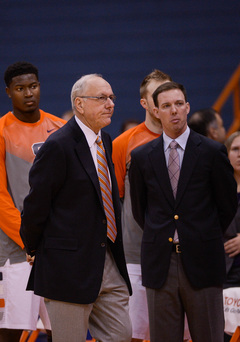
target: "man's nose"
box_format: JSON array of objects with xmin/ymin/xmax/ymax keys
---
[
  {"xmin": 171, "ymin": 104, "xmax": 177, "ymax": 113},
  {"xmin": 106, "ymin": 97, "xmax": 115, "ymax": 107},
  {"xmin": 24, "ymin": 88, "xmax": 33, "ymax": 96}
]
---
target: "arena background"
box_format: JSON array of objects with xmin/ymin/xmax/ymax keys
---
[{"xmin": 0, "ymin": 0, "xmax": 239, "ymax": 139}]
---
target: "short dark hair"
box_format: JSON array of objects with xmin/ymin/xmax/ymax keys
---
[
  {"xmin": 4, "ymin": 61, "xmax": 39, "ymax": 87},
  {"xmin": 140, "ymin": 69, "xmax": 172, "ymax": 99},
  {"xmin": 188, "ymin": 108, "xmax": 218, "ymax": 137},
  {"xmin": 152, "ymin": 81, "xmax": 187, "ymax": 107}
]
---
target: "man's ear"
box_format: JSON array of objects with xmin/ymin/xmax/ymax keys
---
[
  {"xmin": 153, "ymin": 106, "xmax": 160, "ymax": 119},
  {"xmin": 140, "ymin": 98, "xmax": 147, "ymax": 110},
  {"xmin": 186, "ymin": 102, "xmax": 190, "ymax": 115},
  {"xmin": 208, "ymin": 126, "xmax": 218, "ymax": 140},
  {"xmin": 6, "ymin": 87, "xmax": 11, "ymax": 98},
  {"xmin": 74, "ymin": 97, "xmax": 84, "ymax": 114}
]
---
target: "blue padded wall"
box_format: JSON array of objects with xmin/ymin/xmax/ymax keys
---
[{"xmin": 0, "ymin": 0, "xmax": 239, "ymax": 138}]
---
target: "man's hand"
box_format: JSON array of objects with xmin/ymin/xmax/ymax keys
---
[
  {"xmin": 224, "ymin": 233, "xmax": 240, "ymax": 258},
  {"xmin": 26, "ymin": 254, "xmax": 35, "ymax": 266}
]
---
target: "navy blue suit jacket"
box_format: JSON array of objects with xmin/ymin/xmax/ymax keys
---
[
  {"xmin": 20, "ymin": 117, "xmax": 131, "ymax": 304},
  {"xmin": 224, "ymin": 201, "xmax": 240, "ymax": 274},
  {"xmin": 129, "ymin": 129, "xmax": 238, "ymax": 289}
]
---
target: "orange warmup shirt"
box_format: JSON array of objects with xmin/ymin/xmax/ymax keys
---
[
  {"xmin": 112, "ymin": 122, "xmax": 160, "ymax": 263},
  {"xmin": 112, "ymin": 122, "xmax": 160, "ymax": 198},
  {"xmin": 0, "ymin": 110, "xmax": 65, "ymax": 257}
]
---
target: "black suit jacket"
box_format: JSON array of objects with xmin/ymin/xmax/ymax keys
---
[
  {"xmin": 129, "ymin": 129, "xmax": 238, "ymax": 289},
  {"xmin": 20, "ymin": 117, "xmax": 131, "ymax": 304},
  {"xmin": 224, "ymin": 201, "xmax": 240, "ymax": 274}
]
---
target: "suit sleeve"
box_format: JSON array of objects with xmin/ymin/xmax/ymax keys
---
[
  {"xmin": 129, "ymin": 150, "xmax": 147, "ymax": 229},
  {"xmin": 20, "ymin": 139, "xmax": 66, "ymax": 255},
  {"xmin": 211, "ymin": 144, "xmax": 238, "ymax": 232}
]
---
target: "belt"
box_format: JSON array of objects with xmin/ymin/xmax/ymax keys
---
[{"xmin": 172, "ymin": 243, "xmax": 181, "ymax": 253}]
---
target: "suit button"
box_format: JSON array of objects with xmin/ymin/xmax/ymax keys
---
[
  {"xmin": 174, "ymin": 215, "xmax": 179, "ymax": 220},
  {"xmin": 168, "ymin": 237, "xmax": 173, "ymax": 242},
  {"xmin": 101, "ymin": 243, "xmax": 106, "ymax": 247},
  {"xmin": 102, "ymin": 219, "xmax": 107, "ymax": 224}
]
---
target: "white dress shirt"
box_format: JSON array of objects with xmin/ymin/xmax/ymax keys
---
[
  {"xmin": 163, "ymin": 126, "xmax": 190, "ymax": 168},
  {"xmin": 74, "ymin": 115, "xmax": 111, "ymax": 185},
  {"xmin": 163, "ymin": 126, "xmax": 190, "ymax": 242}
]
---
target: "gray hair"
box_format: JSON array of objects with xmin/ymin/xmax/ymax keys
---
[{"xmin": 70, "ymin": 73, "xmax": 102, "ymax": 112}]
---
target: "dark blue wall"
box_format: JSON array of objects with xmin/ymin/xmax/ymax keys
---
[{"xmin": 0, "ymin": 0, "xmax": 239, "ymax": 139}]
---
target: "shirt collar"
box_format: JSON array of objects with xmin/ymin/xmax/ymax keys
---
[
  {"xmin": 163, "ymin": 126, "xmax": 190, "ymax": 152},
  {"xmin": 75, "ymin": 115, "xmax": 101, "ymax": 149}
]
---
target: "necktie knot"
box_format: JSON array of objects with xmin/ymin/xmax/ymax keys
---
[
  {"xmin": 170, "ymin": 140, "xmax": 178, "ymax": 149},
  {"xmin": 96, "ymin": 135, "xmax": 102, "ymax": 146}
]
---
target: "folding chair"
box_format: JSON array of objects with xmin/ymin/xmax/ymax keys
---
[
  {"xmin": 19, "ymin": 330, "xmax": 40, "ymax": 342},
  {"xmin": 20, "ymin": 330, "xmax": 96, "ymax": 341},
  {"xmin": 230, "ymin": 326, "xmax": 240, "ymax": 342}
]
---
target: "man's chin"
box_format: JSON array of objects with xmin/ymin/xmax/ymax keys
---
[
  {"xmin": 102, "ymin": 118, "xmax": 112, "ymax": 128},
  {"xmin": 23, "ymin": 107, "xmax": 38, "ymax": 114}
]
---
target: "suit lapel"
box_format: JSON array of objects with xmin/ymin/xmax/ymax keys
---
[
  {"xmin": 68, "ymin": 119, "xmax": 119, "ymax": 216},
  {"xmin": 69, "ymin": 119, "xmax": 103, "ymax": 207},
  {"xmin": 149, "ymin": 131, "xmax": 202, "ymax": 207},
  {"xmin": 175, "ymin": 130, "xmax": 201, "ymax": 206},
  {"xmin": 149, "ymin": 136, "xmax": 175, "ymax": 205}
]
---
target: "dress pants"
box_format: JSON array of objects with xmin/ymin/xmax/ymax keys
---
[
  {"xmin": 146, "ymin": 252, "xmax": 224, "ymax": 342},
  {"xmin": 45, "ymin": 247, "xmax": 131, "ymax": 342}
]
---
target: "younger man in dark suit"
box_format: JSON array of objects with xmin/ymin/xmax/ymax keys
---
[
  {"xmin": 129, "ymin": 81, "xmax": 237, "ymax": 342},
  {"xmin": 20, "ymin": 74, "xmax": 132, "ymax": 342}
]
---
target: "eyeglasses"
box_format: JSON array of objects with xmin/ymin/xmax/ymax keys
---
[{"xmin": 78, "ymin": 95, "xmax": 116, "ymax": 103}]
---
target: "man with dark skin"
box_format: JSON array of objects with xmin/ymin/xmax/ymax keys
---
[{"xmin": 0, "ymin": 62, "xmax": 65, "ymax": 342}]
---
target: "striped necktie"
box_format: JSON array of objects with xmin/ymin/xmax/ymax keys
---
[
  {"xmin": 96, "ymin": 136, "xmax": 117, "ymax": 243},
  {"xmin": 168, "ymin": 140, "xmax": 180, "ymax": 198}
]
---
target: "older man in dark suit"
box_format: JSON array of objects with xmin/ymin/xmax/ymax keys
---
[
  {"xmin": 20, "ymin": 74, "xmax": 132, "ymax": 342},
  {"xmin": 129, "ymin": 81, "xmax": 238, "ymax": 342}
]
